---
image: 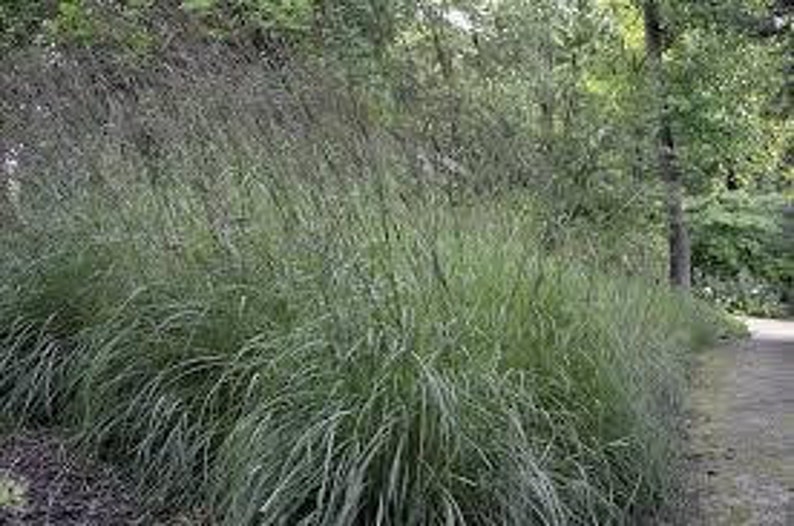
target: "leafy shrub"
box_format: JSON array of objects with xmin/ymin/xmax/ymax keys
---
[
  {"xmin": 689, "ymin": 190, "xmax": 792, "ymax": 317},
  {"xmin": 694, "ymin": 269, "xmax": 788, "ymax": 318}
]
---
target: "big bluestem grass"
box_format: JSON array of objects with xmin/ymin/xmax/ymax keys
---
[{"xmin": 0, "ymin": 47, "xmax": 725, "ymax": 524}]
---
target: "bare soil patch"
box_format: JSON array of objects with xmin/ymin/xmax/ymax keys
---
[{"xmin": 0, "ymin": 433, "xmax": 143, "ymax": 525}]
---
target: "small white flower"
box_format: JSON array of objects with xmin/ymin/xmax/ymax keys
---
[{"xmin": 3, "ymin": 156, "xmax": 18, "ymax": 174}]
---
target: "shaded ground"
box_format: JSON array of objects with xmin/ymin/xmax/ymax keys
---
[
  {"xmin": 0, "ymin": 431, "xmax": 213, "ymax": 525},
  {"xmin": 0, "ymin": 433, "xmax": 144, "ymax": 525},
  {"xmin": 685, "ymin": 317, "xmax": 794, "ymax": 525}
]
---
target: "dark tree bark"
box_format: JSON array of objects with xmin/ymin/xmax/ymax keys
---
[
  {"xmin": 0, "ymin": 139, "xmax": 20, "ymax": 229},
  {"xmin": 0, "ymin": 172, "xmax": 10, "ymax": 227},
  {"xmin": 642, "ymin": 0, "xmax": 691, "ymax": 288},
  {"xmin": 538, "ymin": 6, "xmax": 556, "ymax": 161},
  {"xmin": 0, "ymin": 173, "xmax": 20, "ymax": 229}
]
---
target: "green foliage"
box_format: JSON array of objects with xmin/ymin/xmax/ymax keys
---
[
  {"xmin": 0, "ymin": 473, "xmax": 27, "ymax": 510},
  {"xmin": 0, "ymin": 0, "xmax": 157, "ymax": 56},
  {"xmin": 690, "ymin": 190, "xmax": 792, "ymax": 316},
  {"xmin": 182, "ymin": 0, "xmax": 217, "ymax": 11},
  {"xmin": 2, "ymin": 0, "xmax": 315, "ymax": 54},
  {"xmin": 48, "ymin": 0, "xmax": 96, "ymax": 45},
  {"xmin": 0, "ymin": 50, "xmax": 730, "ymax": 523},
  {"xmin": 695, "ymin": 270, "xmax": 788, "ymax": 318},
  {"xmin": 0, "ymin": 0, "xmax": 53, "ymax": 49},
  {"xmin": 183, "ymin": 0, "xmax": 315, "ymax": 39},
  {"xmin": 666, "ymin": 25, "xmax": 789, "ymax": 192}
]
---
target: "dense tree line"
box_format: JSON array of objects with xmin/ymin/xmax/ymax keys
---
[{"xmin": 2, "ymin": 0, "xmax": 791, "ymax": 309}]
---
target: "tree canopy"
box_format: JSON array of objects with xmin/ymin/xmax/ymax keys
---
[{"xmin": 2, "ymin": 0, "xmax": 791, "ymax": 307}]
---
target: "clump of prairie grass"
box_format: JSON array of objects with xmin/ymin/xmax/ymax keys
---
[{"xmin": 0, "ymin": 45, "xmax": 725, "ymax": 524}]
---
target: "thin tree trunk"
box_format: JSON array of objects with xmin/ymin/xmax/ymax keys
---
[
  {"xmin": 0, "ymin": 157, "xmax": 20, "ymax": 229},
  {"xmin": 539, "ymin": 34, "xmax": 555, "ymax": 158},
  {"xmin": 0, "ymin": 172, "xmax": 12, "ymax": 227},
  {"xmin": 537, "ymin": 6, "xmax": 555, "ymax": 164},
  {"xmin": 643, "ymin": 0, "xmax": 691, "ymax": 288}
]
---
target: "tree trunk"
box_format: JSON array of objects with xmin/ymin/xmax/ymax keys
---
[
  {"xmin": 642, "ymin": 0, "xmax": 691, "ymax": 288},
  {"xmin": 0, "ymin": 172, "xmax": 12, "ymax": 227},
  {"xmin": 0, "ymin": 151, "xmax": 20, "ymax": 229},
  {"xmin": 539, "ymin": 10, "xmax": 555, "ymax": 161}
]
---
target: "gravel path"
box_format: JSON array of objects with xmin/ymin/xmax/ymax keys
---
[{"xmin": 686, "ymin": 318, "xmax": 794, "ymax": 525}]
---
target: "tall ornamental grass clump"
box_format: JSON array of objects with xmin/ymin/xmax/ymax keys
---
[{"xmin": 0, "ymin": 49, "xmax": 725, "ymax": 525}]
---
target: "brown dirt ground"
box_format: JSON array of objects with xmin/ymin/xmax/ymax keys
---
[
  {"xmin": 0, "ymin": 432, "xmax": 212, "ymax": 525},
  {"xmin": 0, "ymin": 433, "xmax": 144, "ymax": 525}
]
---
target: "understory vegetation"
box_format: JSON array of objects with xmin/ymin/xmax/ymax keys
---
[
  {"xmin": 0, "ymin": 52, "xmax": 727, "ymax": 525},
  {"xmin": 0, "ymin": 0, "xmax": 788, "ymax": 524},
  {"xmin": 0, "ymin": 182, "xmax": 725, "ymax": 524},
  {"xmin": 690, "ymin": 191, "xmax": 793, "ymax": 317}
]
